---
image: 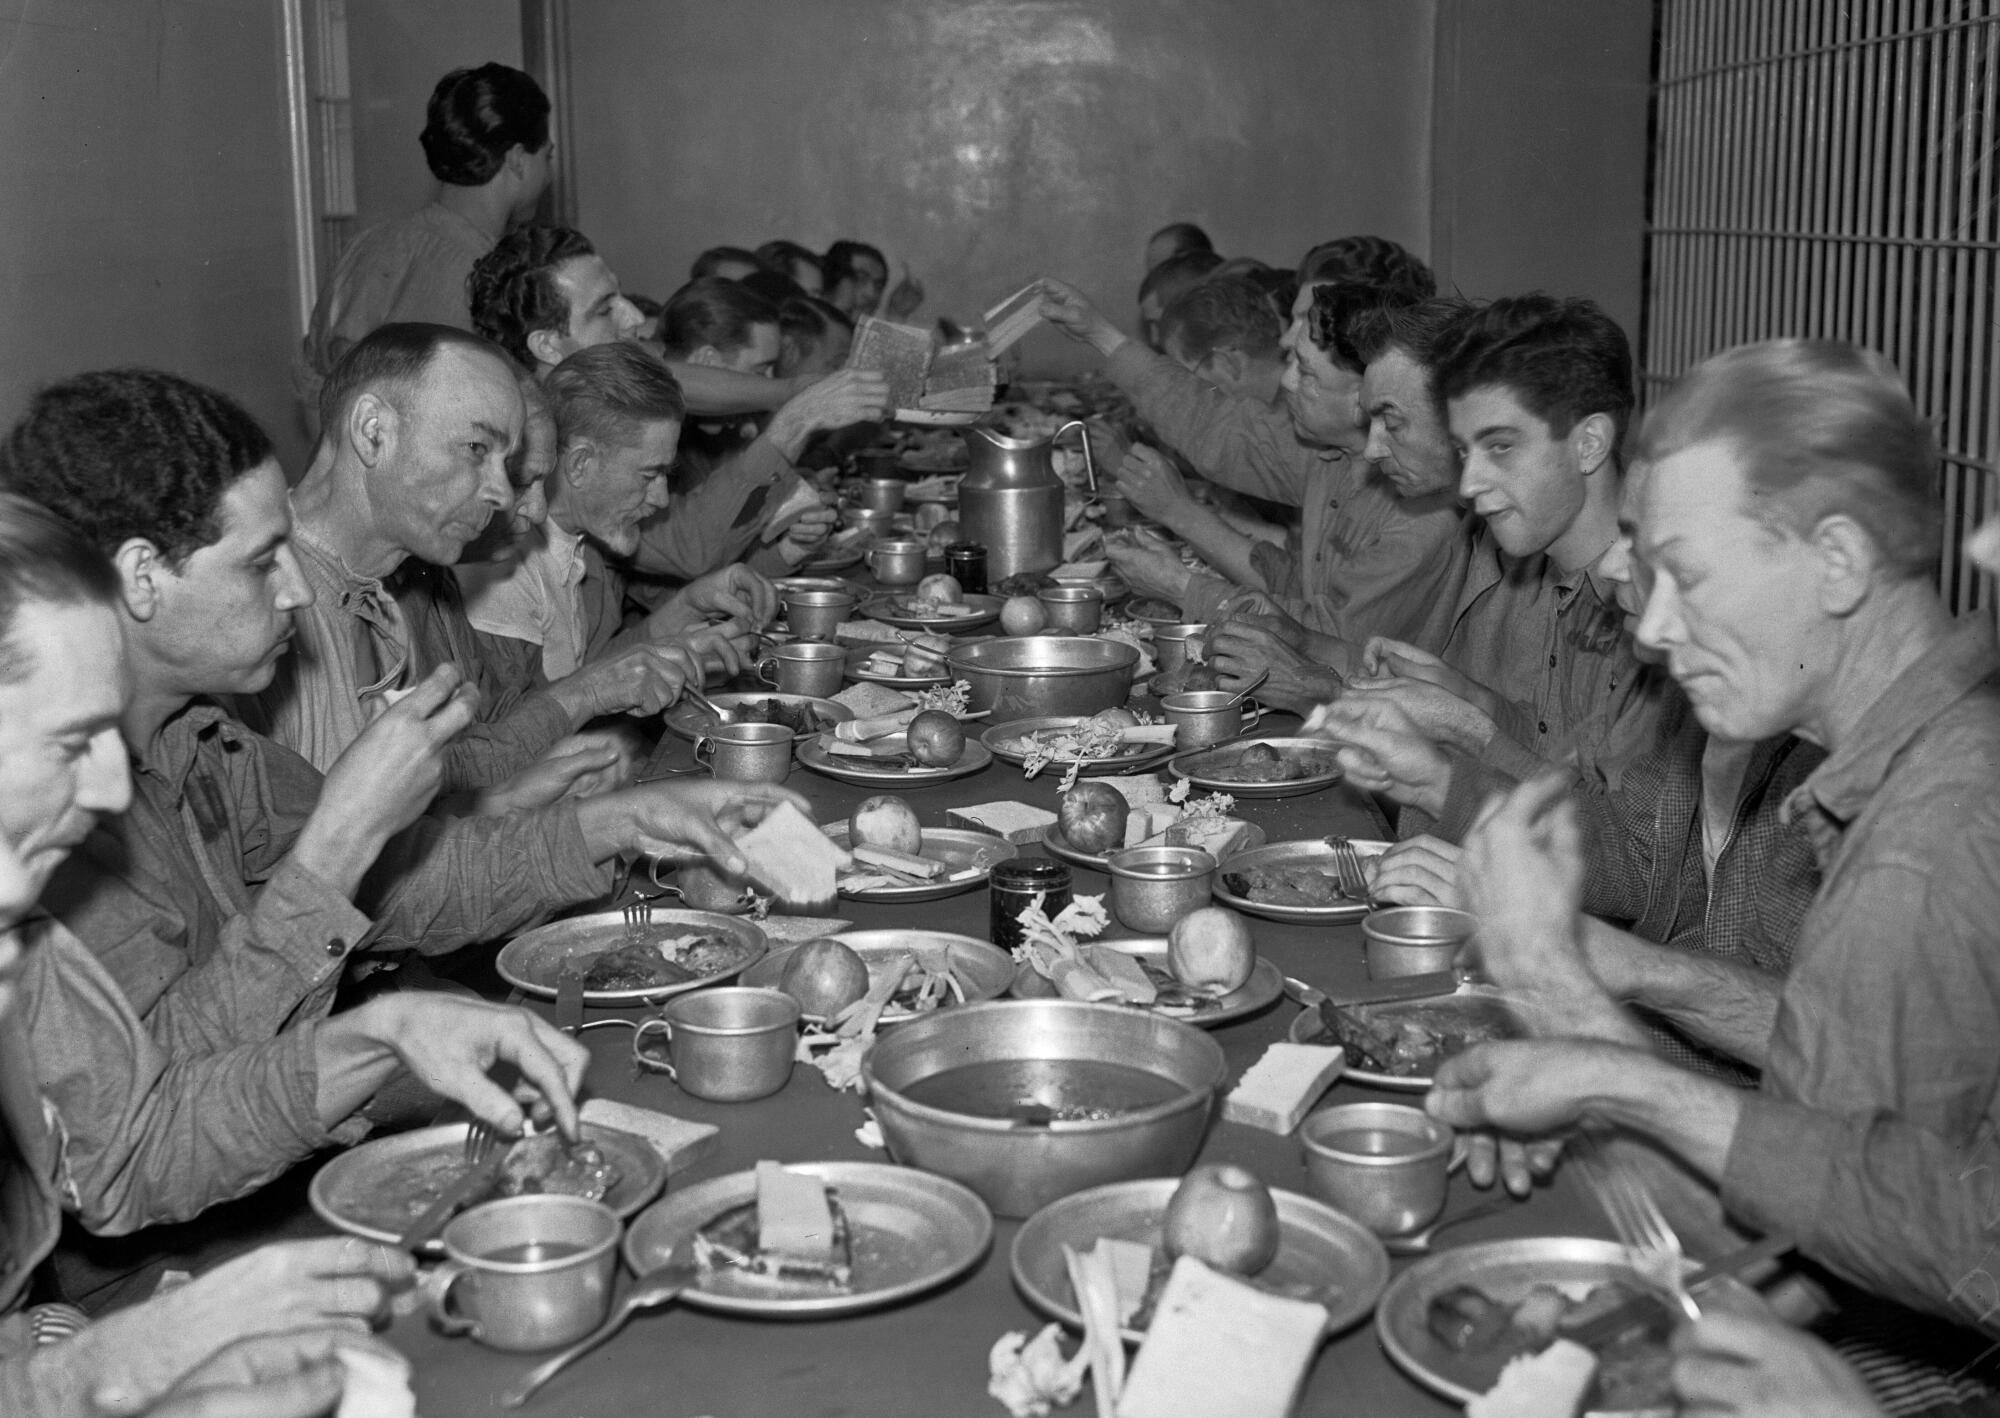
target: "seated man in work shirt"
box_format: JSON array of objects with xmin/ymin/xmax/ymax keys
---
[
  {"xmin": 1434, "ymin": 341, "xmax": 2000, "ymax": 1407},
  {"xmin": 3, "ymin": 367, "xmax": 804, "ymax": 1059}
]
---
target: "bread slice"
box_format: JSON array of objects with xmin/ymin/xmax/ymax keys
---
[
  {"xmin": 948, "ymin": 802, "xmax": 1057, "ymax": 844},
  {"xmin": 1222, "ymin": 1043, "xmax": 1346, "ymax": 1134},
  {"xmin": 1116, "ymin": 1257, "xmax": 1328, "ymax": 1418},
  {"xmin": 755, "ymin": 1160, "xmax": 836, "ymax": 1263},
  {"xmin": 1122, "ymin": 805, "xmax": 1181, "ymax": 847},
  {"xmin": 1467, "ymin": 1338, "xmax": 1597, "ymax": 1418},
  {"xmin": 1098, "ymin": 774, "xmax": 1172, "ymax": 807},
  {"xmin": 831, "ymin": 682, "xmax": 916, "ymax": 717},
  {"xmin": 734, "ymin": 801, "xmax": 846, "ymax": 906}
]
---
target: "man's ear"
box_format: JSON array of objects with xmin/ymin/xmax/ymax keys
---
[
  {"xmin": 1812, "ymin": 513, "xmax": 1879, "ymax": 617},
  {"xmin": 559, "ymin": 440, "xmax": 594, "ymax": 489},
  {"xmin": 113, "ymin": 538, "xmax": 166, "ymax": 622},
  {"xmin": 348, "ymin": 390, "xmax": 395, "ymax": 469},
  {"xmin": 526, "ymin": 327, "xmax": 567, "ymax": 371},
  {"xmin": 685, "ymin": 345, "xmax": 726, "ymax": 369},
  {"xmin": 1573, "ymin": 412, "xmax": 1617, "ymax": 477},
  {"xmin": 1209, "ymin": 348, "xmax": 1249, "ymax": 388}
]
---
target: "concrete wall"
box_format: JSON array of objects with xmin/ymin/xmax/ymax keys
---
[
  {"xmin": 566, "ymin": 0, "xmax": 1438, "ymax": 375},
  {"xmin": 0, "ymin": 0, "xmax": 304, "ymax": 463}
]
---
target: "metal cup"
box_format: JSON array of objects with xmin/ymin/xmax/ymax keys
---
[
  {"xmin": 633, "ymin": 987, "xmax": 800, "ymax": 1102},
  {"xmin": 693, "ymin": 722, "xmax": 795, "ymax": 784},
  {"xmin": 757, "ymin": 641, "xmax": 846, "ymax": 696},
  {"xmin": 1300, "ymin": 1102, "xmax": 1453, "ymax": 1236},
  {"xmin": 783, "ymin": 589, "xmax": 857, "ymax": 641},
  {"xmin": 1039, "ymin": 585, "xmax": 1105, "ymax": 633},
  {"xmin": 428, "ymin": 1195, "xmax": 620, "ymax": 1352},
  {"xmin": 845, "ymin": 508, "xmax": 896, "ymax": 539},
  {"xmin": 1362, "ymin": 906, "xmax": 1477, "ymax": 978},
  {"xmin": 1104, "ymin": 845, "xmax": 1217, "ymax": 932},
  {"xmin": 1153, "ymin": 623, "xmax": 1207, "ymax": 673},
  {"xmin": 859, "ymin": 477, "xmax": 907, "ymax": 514},
  {"xmin": 867, "ymin": 538, "xmax": 929, "ymax": 586},
  {"xmin": 1161, "ymin": 690, "xmax": 1248, "ymax": 749}
]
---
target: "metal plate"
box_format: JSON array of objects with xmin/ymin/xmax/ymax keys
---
[
  {"xmin": 661, "ymin": 693, "xmax": 854, "ymax": 743},
  {"xmin": 740, "ymin": 928, "xmax": 1017, "ymax": 1026},
  {"xmin": 1213, "ymin": 839, "xmax": 1392, "ymax": 924},
  {"xmin": 843, "ymin": 643, "xmax": 950, "ymax": 689},
  {"xmin": 1079, "ymin": 937, "xmax": 1286, "ymax": 1029},
  {"xmin": 1376, "ymin": 1237, "xmax": 1669, "ymax": 1408},
  {"xmin": 623, "ymin": 1161, "xmax": 993, "ymax": 1318},
  {"xmin": 861, "ymin": 591, "xmax": 1004, "ymax": 632},
  {"xmin": 797, "ymin": 735, "xmax": 993, "ymax": 787},
  {"xmin": 1168, "ymin": 737, "xmax": 1346, "ymax": 800},
  {"xmin": 1287, "ymin": 987, "xmax": 1522, "ymax": 1090},
  {"xmin": 496, "ymin": 909, "xmax": 769, "ymax": 1005},
  {"xmin": 310, "ymin": 1122, "xmax": 666, "ymax": 1249},
  {"xmin": 982, "ymin": 716, "xmax": 1180, "ymax": 777},
  {"xmin": 821, "ymin": 824, "xmax": 1017, "ymax": 902},
  {"xmin": 795, "ymin": 545, "xmax": 865, "ymax": 573},
  {"xmin": 893, "ymin": 408, "xmax": 983, "ymax": 427},
  {"xmin": 1011, "ymin": 1178, "xmax": 1389, "ymax": 1343},
  {"xmin": 1043, "ymin": 820, "xmax": 1267, "ymax": 873}
]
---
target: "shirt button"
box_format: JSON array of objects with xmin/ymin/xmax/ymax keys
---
[
  {"xmin": 1537, "ymin": 720, "xmax": 1549, "ymax": 734},
  {"xmin": 327, "ymin": 937, "xmax": 347, "ymax": 958},
  {"xmin": 1548, "ymin": 653, "xmax": 1557, "ymax": 667}
]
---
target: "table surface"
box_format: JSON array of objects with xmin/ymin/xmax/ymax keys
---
[{"xmin": 377, "ymin": 681, "xmax": 1616, "ymax": 1418}]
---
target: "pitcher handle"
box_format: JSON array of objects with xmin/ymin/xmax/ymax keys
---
[{"xmin": 1054, "ymin": 419, "xmax": 1098, "ymax": 496}]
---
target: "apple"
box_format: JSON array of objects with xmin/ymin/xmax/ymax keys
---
[
  {"xmin": 916, "ymin": 573, "xmax": 963, "ymax": 604},
  {"xmin": 902, "ymin": 632, "xmax": 952, "ymax": 676},
  {"xmin": 1162, "ymin": 1163, "xmax": 1280, "ymax": 1275},
  {"xmin": 927, "ymin": 519, "xmax": 962, "ymax": 552},
  {"xmin": 1058, "ymin": 781, "xmax": 1129, "ymax": 854},
  {"xmin": 906, "ymin": 709, "xmax": 966, "ymax": 767},
  {"xmin": 1091, "ymin": 707, "xmax": 1138, "ymax": 730},
  {"xmin": 1168, "ymin": 907, "xmax": 1256, "ymax": 995},
  {"xmin": 849, "ymin": 795, "xmax": 921, "ymax": 855},
  {"xmin": 1000, "ymin": 595, "xmax": 1049, "ymax": 636},
  {"xmin": 780, "ymin": 938, "xmax": 872, "ymax": 1018}
]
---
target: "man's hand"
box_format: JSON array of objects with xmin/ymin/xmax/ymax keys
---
[
  {"xmin": 1114, "ymin": 445, "xmax": 1197, "ymax": 524},
  {"xmin": 470, "ymin": 735, "xmax": 629, "ymax": 815},
  {"xmin": 580, "ymin": 778, "xmax": 814, "ymax": 877},
  {"xmin": 677, "ymin": 564, "xmax": 778, "ymax": 629},
  {"xmin": 136, "ymin": 1331, "xmax": 410, "ymax": 1418},
  {"xmin": 883, "ymin": 270, "xmax": 925, "ymax": 321},
  {"xmin": 84, "ymin": 1239, "xmax": 416, "ymax": 1414},
  {"xmin": 1358, "ymin": 637, "xmax": 1506, "ymax": 723},
  {"xmin": 318, "ymin": 993, "xmax": 589, "ymax": 1139},
  {"xmin": 557, "ymin": 642, "xmax": 704, "ymax": 720},
  {"xmin": 673, "ymin": 621, "xmax": 755, "ymax": 681},
  {"xmin": 297, "ymin": 665, "xmax": 480, "ymax": 895},
  {"xmin": 1366, "ymin": 835, "xmax": 1466, "ymax": 908},
  {"xmin": 1303, "ymin": 690, "xmax": 1455, "ymax": 816},
  {"xmin": 776, "ymin": 505, "xmax": 839, "ymax": 564},
  {"xmin": 1428, "ymin": 1039, "xmax": 1630, "ymax": 1136},
  {"xmin": 1103, "ymin": 533, "xmax": 1192, "ymax": 605},
  {"xmin": 767, "ymin": 369, "xmax": 891, "ymax": 457},
  {"xmin": 1034, "ymin": 278, "xmax": 1129, "ymax": 358},
  {"xmin": 1206, "ymin": 617, "xmax": 1343, "ymax": 714},
  {"xmin": 1340, "ymin": 673, "xmax": 1498, "ymax": 755},
  {"xmin": 1672, "ymin": 1301, "xmax": 1885, "ymax": 1417},
  {"xmin": 1452, "ymin": 1130, "xmax": 1566, "ymax": 1199}
]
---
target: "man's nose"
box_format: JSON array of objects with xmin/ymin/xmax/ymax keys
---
[
  {"xmin": 1364, "ymin": 419, "xmax": 1392, "ymax": 465},
  {"xmin": 80, "ymin": 731, "xmax": 134, "ymax": 816}
]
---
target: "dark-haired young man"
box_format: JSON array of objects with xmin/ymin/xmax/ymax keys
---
[
  {"xmin": 1136, "ymin": 249, "xmax": 1223, "ymax": 351},
  {"xmin": 1145, "ymin": 220, "xmax": 1213, "ymax": 274},
  {"xmin": 299, "ymin": 63, "xmax": 553, "ymax": 407}
]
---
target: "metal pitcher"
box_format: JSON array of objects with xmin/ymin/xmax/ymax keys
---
[{"xmin": 954, "ymin": 420, "xmax": 1098, "ymax": 581}]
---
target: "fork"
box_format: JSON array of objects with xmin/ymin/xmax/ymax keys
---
[
  {"xmin": 1572, "ymin": 1128, "xmax": 1702, "ymax": 1323},
  {"xmin": 1326, "ymin": 836, "xmax": 1371, "ymax": 904},
  {"xmin": 623, "ymin": 899, "xmax": 654, "ymax": 927},
  {"xmin": 463, "ymin": 1118, "xmax": 499, "ymax": 1167}
]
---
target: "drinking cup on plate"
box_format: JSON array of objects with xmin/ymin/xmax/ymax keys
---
[
  {"xmin": 1362, "ymin": 905, "xmax": 1476, "ymax": 978},
  {"xmin": 757, "ymin": 641, "xmax": 847, "ymax": 696},
  {"xmin": 1039, "ymin": 585, "xmax": 1105, "ymax": 633},
  {"xmin": 859, "ymin": 477, "xmax": 907, "ymax": 514},
  {"xmin": 1105, "ymin": 845, "xmax": 1217, "ymax": 932},
  {"xmin": 1300, "ymin": 1102, "xmax": 1452, "ymax": 1237},
  {"xmin": 428, "ymin": 1195, "xmax": 620, "ymax": 1351},
  {"xmin": 844, "ymin": 507, "xmax": 896, "ymax": 539},
  {"xmin": 633, "ymin": 987, "xmax": 801, "ymax": 1101},
  {"xmin": 1153, "ymin": 624, "xmax": 1207, "ymax": 674},
  {"xmin": 1161, "ymin": 690, "xmax": 1249, "ymax": 748},
  {"xmin": 783, "ymin": 588, "xmax": 857, "ymax": 641},
  {"xmin": 693, "ymin": 722, "xmax": 795, "ymax": 784},
  {"xmin": 867, "ymin": 538, "xmax": 929, "ymax": 586}
]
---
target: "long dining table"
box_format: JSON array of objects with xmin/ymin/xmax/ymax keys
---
[{"xmin": 379, "ymin": 657, "xmax": 1621, "ymax": 1418}]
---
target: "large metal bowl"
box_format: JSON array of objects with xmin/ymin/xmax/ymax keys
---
[
  {"xmin": 861, "ymin": 999, "xmax": 1226, "ymax": 1217},
  {"xmin": 945, "ymin": 636, "xmax": 1140, "ymax": 720}
]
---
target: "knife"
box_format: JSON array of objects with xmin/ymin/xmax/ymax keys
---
[
  {"xmin": 398, "ymin": 1149, "xmax": 508, "ymax": 1252},
  {"xmin": 555, "ymin": 970, "xmax": 585, "ymax": 1036},
  {"xmin": 1286, "ymin": 971, "xmax": 1464, "ymax": 1009},
  {"xmin": 1566, "ymin": 1230, "xmax": 1797, "ymax": 1346}
]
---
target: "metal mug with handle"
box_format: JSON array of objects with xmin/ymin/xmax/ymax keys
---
[
  {"xmin": 692, "ymin": 721, "xmax": 795, "ymax": 784},
  {"xmin": 632, "ymin": 987, "xmax": 801, "ymax": 1102},
  {"xmin": 866, "ymin": 538, "xmax": 928, "ymax": 585},
  {"xmin": 756, "ymin": 641, "xmax": 847, "ymax": 696},
  {"xmin": 427, "ymin": 1195, "xmax": 621, "ymax": 1352}
]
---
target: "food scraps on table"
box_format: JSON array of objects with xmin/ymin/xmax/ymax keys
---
[
  {"xmin": 1003, "ymin": 709, "xmax": 1176, "ymax": 792},
  {"xmin": 1312, "ymin": 996, "xmax": 1517, "ymax": 1079},
  {"xmin": 572, "ymin": 932, "xmax": 760, "ymax": 992},
  {"xmin": 987, "ymin": 1324, "xmax": 1088, "ymax": 1418},
  {"xmin": 1220, "ymin": 863, "xmax": 1354, "ymax": 908},
  {"xmin": 1010, "ymin": 895, "xmax": 1236, "ymax": 1016},
  {"xmin": 692, "ymin": 1162, "xmax": 855, "ymax": 1294},
  {"xmin": 1431, "ymin": 1281, "xmax": 1671, "ymax": 1412}
]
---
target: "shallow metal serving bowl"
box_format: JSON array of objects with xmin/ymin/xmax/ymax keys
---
[
  {"xmin": 945, "ymin": 636, "xmax": 1140, "ymax": 720},
  {"xmin": 495, "ymin": 909, "xmax": 769, "ymax": 1006},
  {"xmin": 861, "ymin": 1000, "xmax": 1226, "ymax": 1218}
]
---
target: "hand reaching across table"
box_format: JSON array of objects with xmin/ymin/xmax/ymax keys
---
[
  {"xmin": 677, "ymin": 563, "xmax": 779, "ymax": 630},
  {"xmin": 1303, "ymin": 688, "xmax": 1455, "ymax": 817},
  {"xmin": 133, "ymin": 1330, "xmax": 408, "ymax": 1418},
  {"xmin": 575, "ymin": 777, "xmax": 813, "ymax": 879},
  {"xmin": 1364, "ymin": 835, "xmax": 1465, "ymax": 908},
  {"xmin": 1113, "ymin": 445, "xmax": 1198, "ymax": 525},
  {"xmin": 1672, "ymin": 1299, "xmax": 1885, "ymax": 1417},
  {"xmin": 550, "ymin": 640, "xmax": 706, "ymax": 722},
  {"xmin": 774, "ymin": 504, "xmax": 838, "ymax": 565},
  {"xmin": 766, "ymin": 369, "xmax": 891, "ymax": 459},
  {"xmin": 1034, "ymin": 278, "xmax": 1130, "ymax": 359},
  {"xmin": 1103, "ymin": 530, "xmax": 1192, "ymax": 605},
  {"xmin": 1206, "ymin": 616, "xmax": 1342, "ymax": 714}
]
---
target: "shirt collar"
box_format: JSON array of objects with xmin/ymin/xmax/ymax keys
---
[
  {"xmin": 138, "ymin": 701, "xmax": 242, "ymax": 796},
  {"xmin": 1784, "ymin": 616, "xmax": 2000, "ymax": 841},
  {"xmin": 541, "ymin": 519, "xmax": 589, "ymax": 583}
]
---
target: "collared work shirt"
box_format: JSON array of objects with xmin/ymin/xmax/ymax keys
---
[
  {"xmin": 1718, "ymin": 619, "xmax": 2000, "ymax": 1332},
  {"xmin": 243, "ymin": 524, "xmax": 568, "ymax": 788},
  {"xmin": 297, "ymin": 202, "xmax": 493, "ymax": 408},
  {"xmin": 458, "ymin": 518, "xmax": 594, "ymax": 680},
  {"xmin": 39, "ymin": 702, "xmax": 610, "ymax": 1054},
  {"xmin": 1106, "ymin": 343, "xmax": 1470, "ymax": 649},
  {"xmin": 632, "ymin": 429, "xmax": 803, "ymax": 586}
]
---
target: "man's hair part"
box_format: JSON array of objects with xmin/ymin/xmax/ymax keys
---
[
  {"xmin": 318, "ymin": 323, "xmax": 514, "ymax": 442},
  {"xmin": 545, "ymin": 343, "xmax": 686, "ymax": 453},
  {"xmin": 659, "ymin": 278, "xmax": 781, "ymax": 360},
  {"xmin": 1298, "ymin": 235, "xmax": 1436, "ymax": 303},
  {"xmin": 468, "ymin": 224, "xmax": 597, "ymax": 368},
  {"xmin": 1433, "ymin": 293, "xmax": 1636, "ymax": 448},
  {"xmin": 690, "ymin": 246, "xmax": 761, "ymax": 280},
  {"xmin": 0, "ymin": 492, "xmax": 121, "ymax": 684},
  {"xmin": 420, "ymin": 63, "xmax": 550, "ymax": 186}
]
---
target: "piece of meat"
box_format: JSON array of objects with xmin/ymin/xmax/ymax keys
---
[
  {"xmin": 581, "ymin": 941, "xmax": 698, "ymax": 991},
  {"xmin": 497, "ymin": 1134, "xmax": 620, "ymax": 1202},
  {"xmin": 1426, "ymin": 1285, "xmax": 1517, "ymax": 1356}
]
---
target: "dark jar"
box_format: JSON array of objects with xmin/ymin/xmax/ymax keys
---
[{"xmin": 988, "ymin": 857, "xmax": 1073, "ymax": 953}]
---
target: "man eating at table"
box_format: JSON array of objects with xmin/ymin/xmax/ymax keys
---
[
  {"xmin": 1429, "ymin": 340, "xmax": 2000, "ymax": 1399},
  {"xmin": 2, "ymin": 366, "xmax": 810, "ymax": 1058}
]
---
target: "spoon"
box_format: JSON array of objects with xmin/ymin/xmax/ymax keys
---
[
  {"xmin": 501, "ymin": 1251, "xmax": 698, "ymax": 1407},
  {"xmin": 1382, "ymin": 1198, "xmax": 1516, "ymax": 1256},
  {"xmin": 1218, "ymin": 667, "xmax": 1270, "ymax": 707},
  {"xmin": 682, "ymin": 686, "xmax": 736, "ymax": 725}
]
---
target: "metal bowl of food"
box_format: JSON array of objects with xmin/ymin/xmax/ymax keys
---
[
  {"xmin": 861, "ymin": 1000, "xmax": 1226, "ymax": 1217},
  {"xmin": 944, "ymin": 636, "xmax": 1140, "ymax": 721}
]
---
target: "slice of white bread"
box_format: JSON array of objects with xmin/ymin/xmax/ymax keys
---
[
  {"xmin": 578, "ymin": 1098, "xmax": 719, "ymax": 1174},
  {"xmin": 1222, "ymin": 1043, "xmax": 1346, "ymax": 1134},
  {"xmin": 1121, "ymin": 805, "xmax": 1181, "ymax": 847},
  {"xmin": 831, "ymin": 682, "xmax": 916, "ymax": 717},
  {"xmin": 734, "ymin": 801, "xmax": 846, "ymax": 906},
  {"xmin": 756, "ymin": 1160, "xmax": 836, "ymax": 1263},
  {"xmin": 1467, "ymin": 1338, "xmax": 1597, "ymax": 1418},
  {"xmin": 1116, "ymin": 1257, "xmax": 1328, "ymax": 1418},
  {"xmin": 1098, "ymin": 774, "xmax": 1172, "ymax": 807},
  {"xmin": 947, "ymin": 802, "xmax": 1056, "ymax": 844},
  {"xmin": 334, "ymin": 1345, "xmax": 416, "ymax": 1418}
]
